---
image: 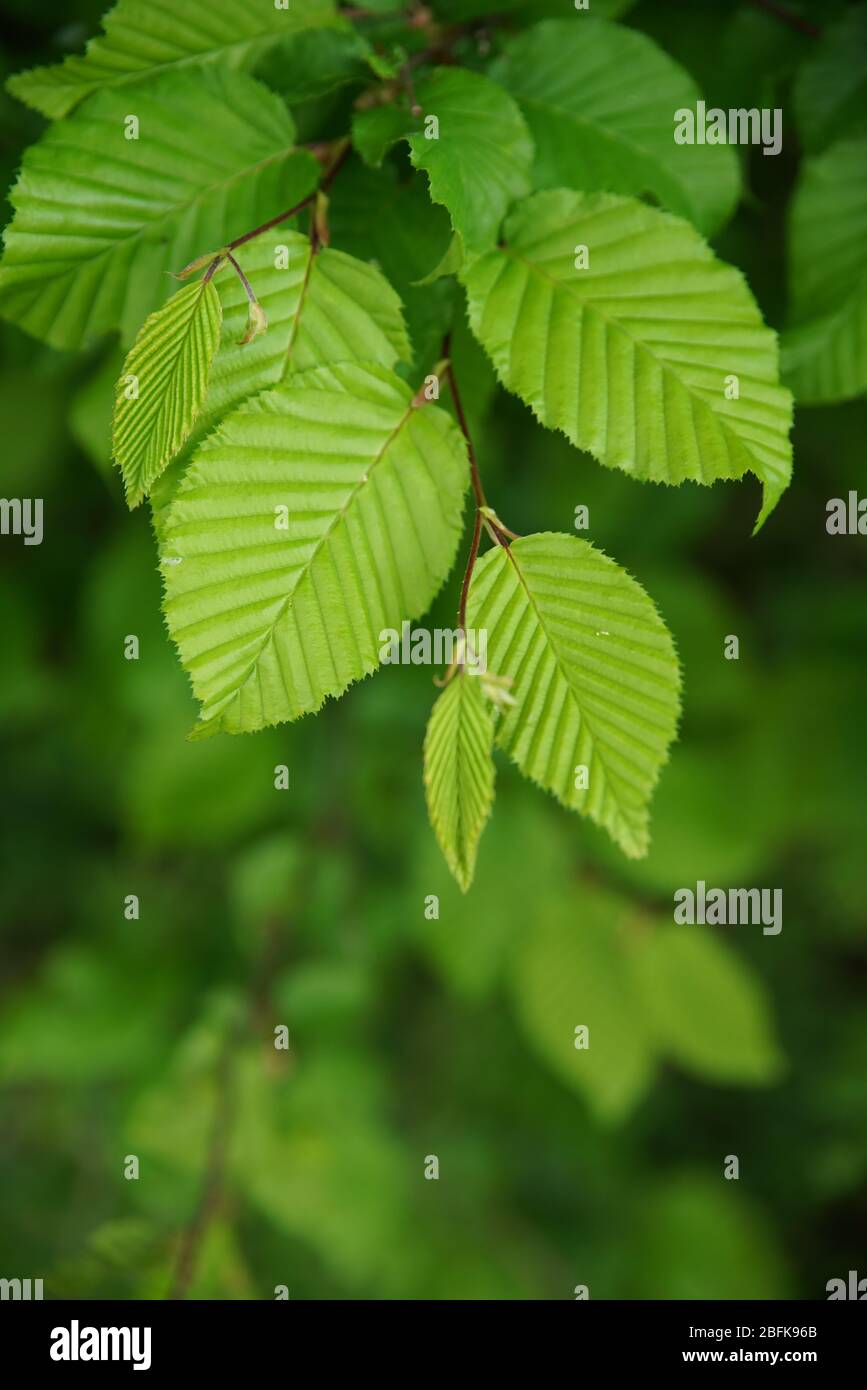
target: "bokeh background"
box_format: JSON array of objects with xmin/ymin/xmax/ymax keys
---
[{"xmin": 1, "ymin": 0, "xmax": 866, "ymax": 1299}]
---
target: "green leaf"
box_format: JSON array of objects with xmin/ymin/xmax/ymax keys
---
[
  {"xmin": 353, "ymin": 67, "xmax": 534, "ymax": 252},
  {"xmin": 113, "ymin": 279, "xmax": 222, "ymax": 508},
  {"xmin": 351, "ymin": 103, "xmax": 412, "ymax": 169},
  {"xmin": 329, "ymin": 156, "xmax": 458, "ymax": 374},
  {"xmin": 490, "ymin": 18, "xmax": 739, "ymax": 237},
  {"xmin": 462, "ymin": 190, "xmax": 793, "ymax": 528},
  {"xmin": 467, "ymin": 532, "xmax": 680, "ymax": 859},
  {"xmin": 781, "ymin": 138, "xmax": 867, "ymax": 404},
  {"xmin": 432, "ymin": 0, "xmax": 635, "ymax": 18},
  {"xmin": 629, "ymin": 925, "xmax": 784, "ymax": 1084},
  {"xmin": 413, "ymin": 232, "xmax": 465, "ymax": 286},
  {"xmin": 151, "ymin": 229, "xmax": 411, "ymax": 519},
  {"xmin": 253, "ymin": 25, "xmax": 371, "ymax": 105},
  {"xmin": 162, "ymin": 362, "xmax": 469, "ymax": 736},
  {"xmin": 423, "ymin": 672, "xmax": 496, "ymax": 892},
  {"xmin": 794, "ymin": 7, "xmax": 867, "ymax": 154},
  {"xmin": 511, "ymin": 895, "xmax": 655, "ymax": 1121},
  {"xmin": 6, "ymin": 0, "xmax": 342, "ymax": 119},
  {"xmin": 0, "ymin": 67, "xmax": 319, "ymax": 351},
  {"xmin": 631, "ymin": 1176, "xmax": 788, "ymax": 1299}
]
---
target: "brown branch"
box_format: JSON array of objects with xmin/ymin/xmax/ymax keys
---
[
  {"xmin": 457, "ymin": 507, "xmax": 482, "ymax": 632},
  {"xmin": 440, "ymin": 336, "xmax": 513, "ymax": 671},
  {"xmin": 747, "ymin": 0, "xmax": 822, "ymax": 38},
  {"xmin": 168, "ymin": 1035, "xmax": 235, "ymax": 1300},
  {"xmin": 225, "ymin": 139, "xmax": 351, "ymax": 255},
  {"xmin": 168, "ymin": 914, "xmax": 286, "ymax": 1300}
]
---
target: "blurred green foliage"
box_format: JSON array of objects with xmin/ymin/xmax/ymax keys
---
[{"xmin": 1, "ymin": 0, "xmax": 866, "ymax": 1300}]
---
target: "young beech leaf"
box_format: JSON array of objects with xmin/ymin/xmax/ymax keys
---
[
  {"xmin": 0, "ymin": 67, "xmax": 319, "ymax": 351},
  {"xmin": 423, "ymin": 673, "xmax": 496, "ymax": 893},
  {"xmin": 462, "ymin": 190, "xmax": 793, "ymax": 529},
  {"xmin": 162, "ymin": 362, "xmax": 469, "ymax": 737},
  {"xmin": 113, "ymin": 279, "xmax": 222, "ymax": 509},
  {"xmin": 6, "ymin": 0, "xmax": 343, "ymax": 119},
  {"xmin": 490, "ymin": 18, "xmax": 740, "ymax": 238},
  {"xmin": 467, "ymin": 533, "xmax": 680, "ymax": 859},
  {"xmin": 352, "ymin": 67, "xmax": 534, "ymax": 253},
  {"xmin": 781, "ymin": 138, "xmax": 867, "ymax": 405},
  {"xmin": 149, "ymin": 231, "xmax": 412, "ymax": 527}
]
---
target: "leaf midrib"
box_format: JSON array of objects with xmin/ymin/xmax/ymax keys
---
[
  {"xmin": 497, "ymin": 542, "xmax": 645, "ymax": 849},
  {"xmin": 501, "ymin": 245, "xmax": 781, "ymax": 485},
  {"xmin": 202, "ymin": 391, "xmax": 416, "ymax": 722}
]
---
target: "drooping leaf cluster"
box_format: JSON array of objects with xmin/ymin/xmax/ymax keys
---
[{"xmin": 4, "ymin": 0, "xmax": 862, "ymax": 887}]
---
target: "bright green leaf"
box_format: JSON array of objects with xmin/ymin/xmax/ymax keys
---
[
  {"xmin": 491, "ymin": 18, "xmax": 740, "ymax": 237},
  {"xmin": 462, "ymin": 190, "xmax": 793, "ymax": 527},
  {"xmin": 781, "ymin": 138, "xmax": 867, "ymax": 404},
  {"xmin": 629, "ymin": 924, "xmax": 784, "ymax": 1084},
  {"xmin": 151, "ymin": 230, "xmax": 411, "ymax": 520},
  {"xmin": 113, "ymin": 279, "xmax": 222, "ymax": 508},
  {"xmin": 424, "ymin": 672, "xmax": 496, "ymax": 892},
  {"xmin": 162, "ymin": 362, "xmax": 469, "ymax": 736},
  {"xmin": 467, "ymin": 532, "xmax": 680, "ymax": 859},
  {"xmin": 6, "ymin": 0, "xmax": 342, "ymax": 119},
  {"xmin": 0, "ymin": 67, "xmax": 319, "ymax": 350}
]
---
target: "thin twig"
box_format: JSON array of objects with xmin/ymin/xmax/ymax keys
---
[
  {"xmin": 747, "ymin": 0, "xmax": 822, "ymax": 38},
  {"xmin": 168, "ymin": 915, "xmax": 285, "ymax": 1299},
  {"xmin": 225, "ymin": 139, "xmax": 351, "ymax": 255},
  {"xmin": 168, "ymin": 1037, "xmax": 234, "ymax": 1300},
  {"xmin": 443, "ymin": 335, "xmax": 486, "ymax": 512},
  {"xmin": 457, "ymin": 507, "xmax": 483, "ymax": 632}
]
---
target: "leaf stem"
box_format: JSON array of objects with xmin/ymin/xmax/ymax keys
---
[
  {"xmin": 225, "ymin": 138, "xmax": 351, "ymax": 255},
  {"xmin": 440, "ymin": 335, "xmax": 515, "ymax": 681},
  {"xmin": 226, "ymin": 253, "xmax": 257, "ymax": 305}
]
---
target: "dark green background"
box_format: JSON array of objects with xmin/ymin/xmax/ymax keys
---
[{"xmin": 0, "ymin": 0, "xmax": 865, "ymax": 1298}]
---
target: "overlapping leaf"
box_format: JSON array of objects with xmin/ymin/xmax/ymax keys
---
[
  {"xmin": 0, "ymin": 67, "xmax": 319, "ymax": 350},
  {"xmin": 113, "ymin": 279, "xmax": 222, "ymax": 508},
  {"xmin": 467, "ymin": 532, "xmax": 680, "ymax": 858},
  {"xmin": 424, "ymin": 673, "xmax": 495, "ymax": 892},
  {"xmin": 352, "ymin": 67, "xmax": 534, "ymax": 252},
  {"xmin": 490, "ymin": 18, "xmax": 739, "ymax": 237},
  {"xmin": 781, "ymin": 138, "xmax": 867, "ymax": 404},
  {"xmin": 7, "ymin": 0, "xmax": 342, "ymax": 119},
  {"xmin": 152, "ymin": 230, "xmax": 411, "ymax": 516},
  {"xmin": 162, "ymin": 362, "xmax": 469, "ymax": 736},
  {"xmin": 462, "ymin": 190, "xmax": 793, "ymax": 527}
]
